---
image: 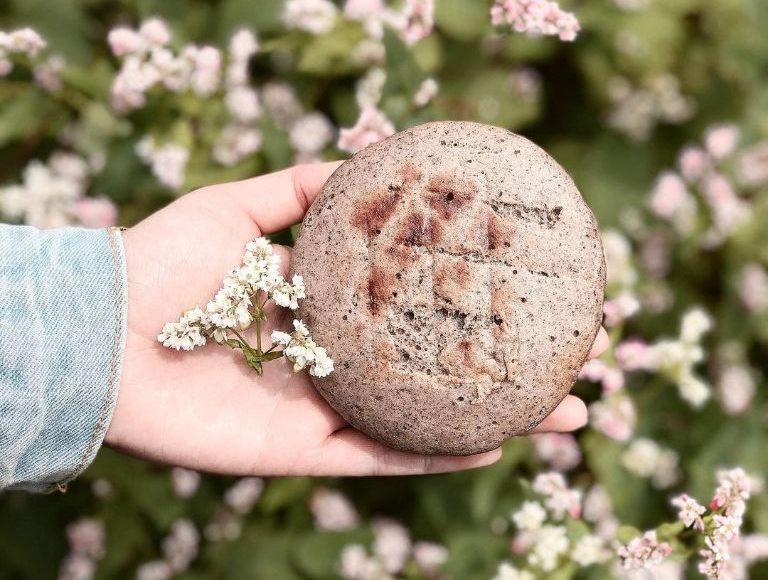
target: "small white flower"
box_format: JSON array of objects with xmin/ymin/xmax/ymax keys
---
[
  {"xmin": 271, "ymin": 330, "xmax": 292, "ymax": 346},
  {"xmin": 512, "ymin": 501, "xmax": 546, "ymax": 532},
  {"xmin": 225, "ymin": 86, "xmax": 261, "ymax": 122},
  {"xmin": 283, "ymin": 0, "xmax": 339, "ymax": 35},
  {"xmin": 571, "ymin": 534, "xmax": 609, "ymax": 566}
]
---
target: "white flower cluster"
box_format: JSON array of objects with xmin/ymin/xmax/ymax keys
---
[
  {"xmin": 214, "ymin": 29, "xmax": 264, "ymax": 167},
  {"xmin": 58, "ymin": 518, "xmax": 106, "ymax": 580},
  {"xmin": 617, "ymin": 530, "xmax": 672, "ymax": 571},
  {"xmin": 271, "ymin": 319, "xmax": 334, "ymax": 378},
  {"xmin": 135, "ymin": 518, "xmax": 199, "ymax": 580},
  {"xmin": 621, "ymin": 438, "xmax": 680, "ymax": 489},
  {"xmin": 108, "ymin": 18, "xmax": 223, "ymax": 111},
  {"xmin": 0, "ymin": 152, "xmax": 117, "ymax": 228},
  {"xmin": 531, "ymin": 432, "xmax": 582, "ymax": 471},
  {"xmin": 0, "ymin": 27, "xmax": 46, "ymax": 76},
  {"xmin": 504, "ymin": 474, "xmax": 610, "ymax": 575},
  {"xmin": 135, "ymin": 136, "xmax": 190, "ymax": 191},
  {"xmin": 490, "ymin": 0, "xmax": 581, "ymax": 42},
  {"xmin": 670, "ymin": 468, "xmax": 754, "ymax": 579},
  {"xmin": 649, "ymin": 124, "xmax": 757, "ymax": 250},
  {"xmin": 607, "ymin": 74, "xmax": 695, "ymax": 142},
  {"xmin": 337, "ymin": 105, "xmax": 395, "ymax": 154},
  {"xmin": 158, "ymin": 237, "xmax": 333, "ymax": 378},
  {"xmin": 310, "ymin": 487, "xmax": 360, "ymax": 531},
  {"xmin": 338, "ymin": 517, "xmax": 448, "ymax": 579}
]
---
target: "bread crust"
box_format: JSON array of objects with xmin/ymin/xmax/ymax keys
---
[{"xmin": 292, "ymin": 121, "xmax": 605, "ymax": 455}]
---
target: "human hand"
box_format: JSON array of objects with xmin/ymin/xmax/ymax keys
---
[{"xmin": 106, "ymin": 162, "xmax": 609, "ymax": 476}]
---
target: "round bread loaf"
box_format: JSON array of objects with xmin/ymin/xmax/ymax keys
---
[{"xmin": 291, "ymin": 121, "xmax": 605, "ymax": 455}]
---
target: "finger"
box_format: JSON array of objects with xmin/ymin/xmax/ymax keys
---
[
  {"xmin": 215, "ymin": 161, "xmax": 344, "ymax": 234},
  {"xmin": 306, "ymin": 428, "xmax": 502, "ymax": 476},
  {"xmin": 530, "ymin": 395, "xmax": 588, "ymax": 433},
  {"xmin": 589, "ymin": 327, "xmax": 609, "ymax": 359}
]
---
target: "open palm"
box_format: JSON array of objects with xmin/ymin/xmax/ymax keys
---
[{"xmin": 106, "ymin": 162, "xmax": 608, "ymax": 476}]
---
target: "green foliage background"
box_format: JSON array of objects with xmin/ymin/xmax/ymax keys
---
[{"xmin": 1, "ymin": 0, "xmax": 768, "ymax": 578}]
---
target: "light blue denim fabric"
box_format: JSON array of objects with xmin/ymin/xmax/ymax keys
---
[{"xmin": 0, "ymin": 225, "xmax": 126, "ymax": 493}]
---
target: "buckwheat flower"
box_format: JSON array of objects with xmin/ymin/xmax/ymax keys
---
[
  {"xmin": 738, "ymin": 141, "xmax": 768, "ymax": 185},
  {"xmin": 229, "ymin": 28, "xmax": 259, "ymax": 62},
  {"xmin": 309, "ymin": 346, "xmax": 335, "ymax": 377},
  {"xmin": 0, "ymin": 57, "xmax": 12, "ymax": 77},
  {"xmin": 680, "ymin": 307, "xmax": 713, "ymax": 344},
  {"xmin": 413, "ymin": 542, "xmax": 448, "ymax": 574},
  {"xmin": 135, "ymin": 137, "xmax": 189, "ymax": 190},
  {"xmin": 717, "ymin": 364, "xmax": 755, "ymax": 415},
  {"xmin": 615, "ymin": 339, "xmax": 652, "ymax": 371},
  {"xmin": 339, "ymin": 544, "xmax": 383, "ymax": 579},
  {"xmin": 337, "ymin": 106, "xmax": 395, "ymax": 154},
  {"xmin": 7, "ymin": 27, "xmax": 46, "ymax": 55},
  {"xmin": 204, "ymin": 508, "xmax": 242, "ymax": 542},
  {"xmin": 372, "ymin": 518, "xmax": 411, "ymax": 574},
  {"xmin": 705, "ymin": 124, "xmax": 740, "ymax": 160},
  {"xmin": 34, "ymin": 54, "xmax": 65, "ymax": 91},
  {"xmin": 72, "ymin": 197, "xmax": 118, "ymax": 228},
  {"xmin": 139, "ymin": 18, "xmax": 171, "ymax": 47},
  {"xmin": 621, "ymin": 438, "xmax": 679, "ymax": 489},
  {"xmin": 110, "ymin": 56, "xmax": 160, "ymax": 112},
  {"xmin": 289, "ymin": 112, "xmax": 334, "ymax": 154},
  {"xmin": 355, "ymin": 67, "xmax": 386, "ymax": 107},
  {"xmin": 186, "ymin": 45, "xmax": 221, "ymax": 96},
  {"xmin": 270, "ymin": 275, "xmax": 306, "ymax": 310},
  {"xmin": 161, "ymin": 519, "xmax": 198, "ymax": 572},
  {"xmin": 492, "ymin": 562, "xmax": 535, "ymax": 580},
  {"xmin": 589, "ymin": 395, "xmax": 636, "ymax": 442},
  {"xmin": 532, "ymin": 432, "xmax": 582, "ymax": 471},
  {"xmin": 352, "ymin": 38, "xmax": 386, "ymax": 65},
  {"xmin": 648, "ymin": 171, "xmax": 697, "ymax": 233},
  {"xmin": 396, "ymin": 0, "xmax": 435, "ymax": 45},
  {"xmin": 108, "ymin": 27, "xmax": 143, "ymax": 56},
  {"xmin": 171, "ymin": 468, "xmax": 201, "ymax": 499},
  {"xmin": 158, "ymin": 308, "xmax": 208, "ymax": 351},
  {"xmin": 283, "ymin": 0, "xmax": 339, "ymax": 35},
  {"xmin": 262, "ymin": 82, "xmax": 304, "ymax": 129},
  {"xmin": 344, "ymin": 0, "xmax": 386, "ymax": 38},
  {"xmin": 528, "ymin": 525, "xmax": 569, "ymax": 571},
  {"xmin": 571, "ymin": 534, "xmax": 609, "ymax": 566},
  {"xmin": 491, "ymin": 0, "xmax": 580, "ymax": 42},
  {"xmin": 603, "ymin": 292, "xmax": 641, "ymax": 327},
  {"xmin": 149, "ymin": 47, "xmax": 192, "ymax": 92},
  {"xmin": 711, "ymin": 468, "xmax": 751, "ymax": 512},
  {"xmin": 671, "ymin": 493, "xmax": 706, "ymax": 531},
  {"xmin": 678, "ymin": 145, "xmax": 709, "ymax": 183},
  {"xmin": 225, "ymin": 86, "xmax": 261, "ymax": 123},
  {"xmin": 617, "ymin": 531, "xmax": 672, "ymax": 570},
  {"xmin": 413, "ymin": 77, "xmax": 438, "ymax": 107},
  {"xmin": 224, "ymin": 477, "xmax": 264, "ymax": 514},
  {"xmin": 738, "ymin": 263, "xmax": 768, "ymax": 313},
  {"xmin": 678, "ymin": 371, "xmax": 711, "ymax": 408},
  {"xmin": 603, "ymin": 230, "xmax": 637, "ymax": 290},
  {"xmin": 310, "ymin": 487, "xmax": 360, "ymax": 531},
  {"xmin": 67, "ymin": 519, "xmax": 106, "ymax": 559},
  {"xmin": 213, "ymin": 125, "xmax": 262, "ymax": 166},
  {"xmin": 206, "ymin": 287, "xmax": 253, "ymax": 331},
  {"xmin": 512, "ymin": 501, "xmax": 547, "ymax": 532},
  {"xmin": 532, "ymin": 472, "xmax": 582, "ymax": 519},
  {"xmin": 58, "ymin": 554, "xmax": 97, "ymax": 580},
  {"xmin": 135, "ymin": 560, "xmax": 172, "ymax": 580},
  {"xmin": 271, "ymin": 330, "xmax": 292, "ymax": 347}
]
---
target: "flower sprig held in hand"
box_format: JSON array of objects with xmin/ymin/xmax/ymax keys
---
[{"xmin": 158, "ymin": 237, "xmax": 333, "ymax": 377}]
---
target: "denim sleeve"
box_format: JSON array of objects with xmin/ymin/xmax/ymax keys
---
[{"xmin": 0, "ymin": 225, "xmax": 127, "ymax": 493}]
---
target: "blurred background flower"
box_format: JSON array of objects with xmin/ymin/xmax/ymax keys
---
[{"xmin": 1, "ymin": 0, "xmax": 768, "ymax": 578}]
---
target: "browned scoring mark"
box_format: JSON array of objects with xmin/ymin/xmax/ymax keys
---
[
  {"xmin": 366, "ymin": 265, "xmax": 396, "ymax": 316},
  {"xmin": 395, "ymin": 211, "xmax": 431, "ymax": 247},
  {"xmin": 350, "ymin": 188, "xmax": 401, "ymax": 239},
  {"xmin": 398, "ymin": 163, "xmax": 422, "ymax": 189},
  {"xmin": 434, "ymin": 258, "xmax": 470, "ymax": 295},
  {"xmin": 424, "ymin": 172, "xmax": 477, "ymax": 220},
  {"xmin": 428, "ymin": 216, "xmax": 444, "ymax": 244},
  {"xmin": 385, "ymin": 244, "xmax": 419, "ymax": 268},
  {"xmin": 438, "ymin": 338, "xmax": 506, "ymax": 381},
  {"xmin": 486, "ymin": 209, "xmax": 515, "ymax": 250}
]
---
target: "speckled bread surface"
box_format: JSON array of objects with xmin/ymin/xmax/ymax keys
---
[{"xmin": 291, "ymin": 121, "xmax": 605, "ymax": 455}]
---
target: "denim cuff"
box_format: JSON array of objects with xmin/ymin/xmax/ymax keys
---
[{"xmin": 0, "ymin": 225, "xmax": 127, "ymax": 493}]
